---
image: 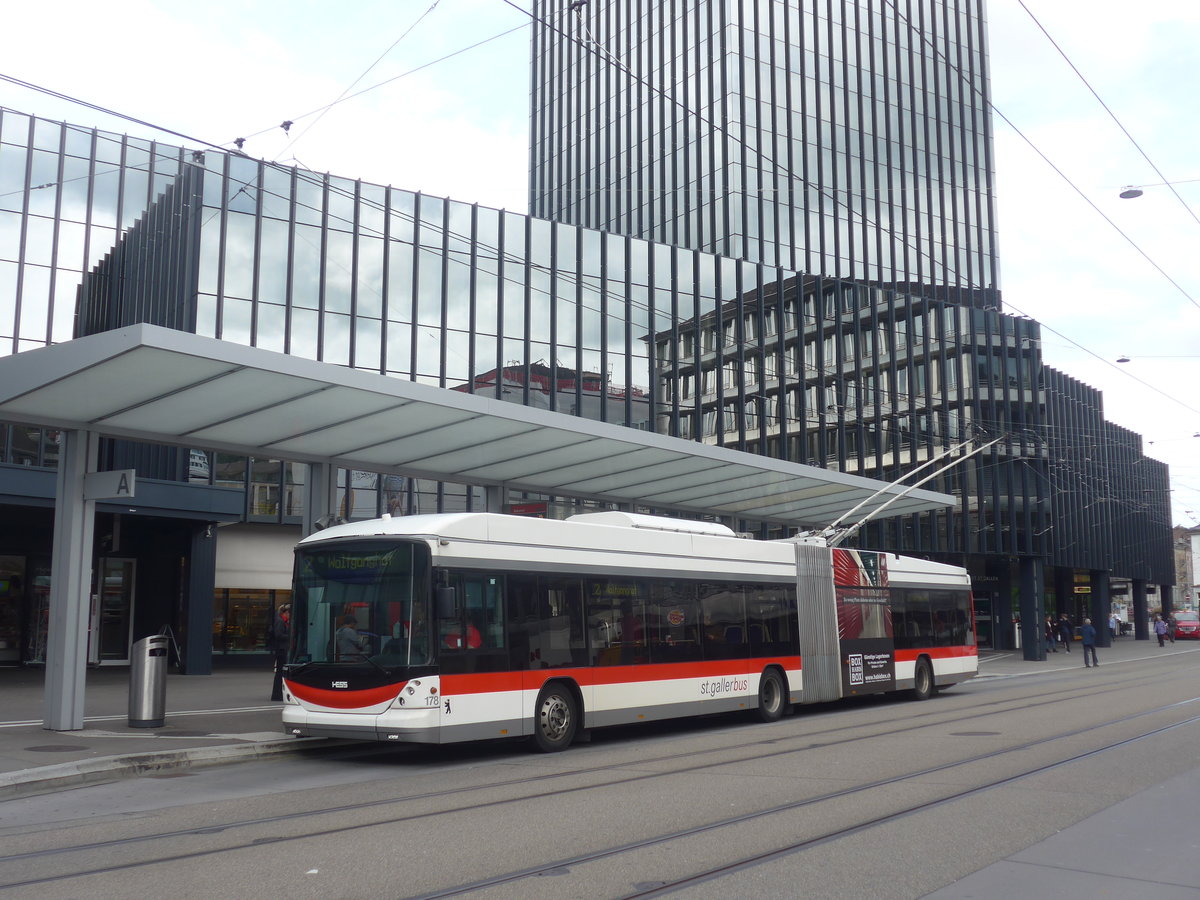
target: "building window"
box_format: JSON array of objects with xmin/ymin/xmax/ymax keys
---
[{"xmin": 212, "ymin": 589, "xmax": 291, "ymax": 654}]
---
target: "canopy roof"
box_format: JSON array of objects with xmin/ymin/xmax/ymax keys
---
[{"xmin": 0, "ymin": 324, "xmax": 953, "ymax": 527}]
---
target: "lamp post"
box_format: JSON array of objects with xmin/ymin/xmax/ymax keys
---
[{"xmin": 1118, "ymin": 177, "xmax": 1200, "ymax": 199}]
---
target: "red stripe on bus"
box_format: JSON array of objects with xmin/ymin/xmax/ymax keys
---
[
  {"xmin": 440, "ymin": 657, "xmax": 802, "ymax": 696},
  {"xmin": 894, "ymin": 647, "xmax": 978, "ymax": 662},
  {"xmin": 287, "ymin": 681, "xmax": 401, "ymax": 709}
]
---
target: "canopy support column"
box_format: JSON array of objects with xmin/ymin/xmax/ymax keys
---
[
  {"xmin": 44, "ymin": 429, "xmax": 98, "ymax": 731},
  {"xmin": 303, "ymin": 462, "xmax": 337, "ymax": 537}
]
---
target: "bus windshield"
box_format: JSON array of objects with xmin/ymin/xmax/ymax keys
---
[{"xmin": 291, "ymin": 542, "xmax": 432, "ymax": 668}]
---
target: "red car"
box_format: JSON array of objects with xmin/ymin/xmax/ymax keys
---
[{"xmin": 1174, "ymin": 612, "xmax": 1200, "ymax": 639}]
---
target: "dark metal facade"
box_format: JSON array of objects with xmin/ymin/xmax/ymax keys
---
[{"xmin": 1041, "ymin": 368, "xmax": 1172, "ymax": 581}]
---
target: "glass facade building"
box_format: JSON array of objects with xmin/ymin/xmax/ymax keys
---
[
  {"xmin": 530, "ymin": 0, "xmax": 999, "ymax": 300},
  {"xmin": 0, "ymin": 91, "xmax": 1172, "ymax": 665},
  {"xmin": 527, "ymin": 0, "xmax": 1172, "ymax": 640}
]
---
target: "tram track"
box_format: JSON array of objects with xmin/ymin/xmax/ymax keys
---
[
  {"xmin": 613, "ymin": 711, "xmax": 1200, "ymax": 900},
  {"xmin": 0, "ymin": 673, "xmax": 1190, "ymax": 893},
  {"xmin": 410, "ymin": 707, "xmax": 1200, "ymax": 899},
  {"xmin": 0, "ymin": 671, "xmax": 1154, "ymax": 856}
]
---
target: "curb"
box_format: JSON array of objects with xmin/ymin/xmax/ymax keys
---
[{"xmin": 0, "ymin": 737, "xmax": 350, "ymax": 802}]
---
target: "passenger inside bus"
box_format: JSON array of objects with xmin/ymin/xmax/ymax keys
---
[
  {"xmin": 444, "ymin": 619, "xmax": 482, "ymax": 650},
  {"xmin": 381, "ymin": 606, "xmax": 430, "ymax": 662},
  {"xmin": 618, "ymin": 601, "xmax": 644, "ymax": 643}
]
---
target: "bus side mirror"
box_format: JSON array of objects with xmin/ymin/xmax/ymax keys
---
[{"xmin": 436, "ymin": 586, "xmax": 457, "ymax": 618}]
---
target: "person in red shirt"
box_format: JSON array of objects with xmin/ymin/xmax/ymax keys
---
[{"xmin": 445, "ymin": 620, "xmax": 482, "ymax": 649}]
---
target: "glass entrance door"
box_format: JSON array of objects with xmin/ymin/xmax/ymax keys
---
[
  {"xmin": 973, "ymin": 596, "xmax": 994, "ymax": 649},
  {"xmin": 93, "ymin": 558, "xmax": 136, "ymax": 665},
  {"xmin": 0, "ymin": 556, "xmax": 24, "ymax": 664}
]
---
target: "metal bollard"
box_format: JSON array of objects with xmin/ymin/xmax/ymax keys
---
[{"xmin": 129, "ymin": 635, "xmax": 169, "ymax": 727}]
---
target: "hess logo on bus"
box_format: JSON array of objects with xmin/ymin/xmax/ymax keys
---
[{"xmin": 331, "ymin": 680, "xmax": 349, "ymax": 689}]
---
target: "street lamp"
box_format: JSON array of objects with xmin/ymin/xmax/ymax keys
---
[
  {"xmin": 1115, "ymin": 355, "xmax": 1200, "ymax": 363},
  {"xmin": 1118, "ymin": 177, "xmax": 1200, "ymax": 199}
]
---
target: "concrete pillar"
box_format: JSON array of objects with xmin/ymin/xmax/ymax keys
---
[
  {"xmin": 484, "ymin": 485, "xmax": 505, "ymax": 512},
  {"xmin": 1132, "ymin": 579, "xmax": 1149, "ymax": 640},
  {"xmin": 1089, "ymin": 570, "xmax": 1111, "ymax": 648},
  {"xmin": 43, "ymin": 429, "xmax": 97, "ymax": 731},
  {"xmin": 1018, "ymin": 556, "xmax": 1045, "ymax": 661},
  {"xmin": 303, "ymin": 462, "xmax": 337, "ymax": 536}
]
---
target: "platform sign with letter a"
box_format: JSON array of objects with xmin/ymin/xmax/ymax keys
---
[{"xmin": 83, "ymin": 469, "xmax": 137, "ymax": 500}]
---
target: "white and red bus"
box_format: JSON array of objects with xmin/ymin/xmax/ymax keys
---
[{"xmin": 281, "ymin": 511, "xmax": 976, "ymax": 751}]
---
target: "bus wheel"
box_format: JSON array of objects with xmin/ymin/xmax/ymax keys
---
[
  {"xmin": 533, "ymin": 683, "xmax": 578, "ymax": 752},
  {"xmin": 912, "ymin": 659, "xmax": 936, "ymax": 701},
  {"xmin": 756, "ymin": 669, "xmax": 785, "ymax": 723}
]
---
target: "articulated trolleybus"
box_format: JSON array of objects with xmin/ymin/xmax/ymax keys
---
[{"xmin": 282, "ymin": 512, "xmax": 976, "ymax": 751}]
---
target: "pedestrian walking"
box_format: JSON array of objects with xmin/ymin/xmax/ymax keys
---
[
  {"xmin": 1108, "ymin": 613, "xmax": 1119, "ymax": 640},
  {"xmin": 1154, "ymin": 614, "xmax": 1167, "ymax": 647},
  {"xmin": 267, "ymin": 602, "xmax": 291, "ymax": 701},
  {"xmin": 1044, "ymin": 614, "xmax": 1057, "ymax": 654},
  {"xmin": 1167, "ymin": 613, "xmax": 1176, "ymax": 643},
  {"xmin": 1080, "ymin": 618, "xmax": 1098, "ymax": 668},
  {"xmin": 1057, "ymin": 614, "xmax": 1074, "ymax": 652}
]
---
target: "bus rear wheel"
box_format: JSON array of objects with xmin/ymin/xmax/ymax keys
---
[
  {"xmin": 533, "ymin": 683, "xmax": 578, "ymax": 752},
  {"xmin": 912, "ymin": 658, "xmax": 936, "ymax": 701},
  {"xmin": 756, "ymin": 668, "xmax": 785, "ymax": 722}
]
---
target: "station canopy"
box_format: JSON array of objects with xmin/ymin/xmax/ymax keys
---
[{"xmin": 0, "ymin": 324, "xmax": 953, "ymax": 528}]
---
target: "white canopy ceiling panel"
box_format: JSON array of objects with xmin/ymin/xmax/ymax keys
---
[
  {"xmin": 396, "ymin": 427, "xmax": 554, "ymax": 473},
  {"xmin": 256, "ymin": 400, "xmax": 442, "ymax": 457},
  {"xmin": 0, "ymin": 347, "xmax": 233, "ymax": 425},
  {"xmin": 345, "ymin": 416, "xmax": 536, "ymax": 468},
  {"xmin": 666, "ymin": 477, "xmax": 841, "ymax": 509},
  {"xmin": 567, "ymin": 457, "xmax": 728, "ymax": 495},
  {"xmin": 455, "ymin": 434, "xmax": 620, "ymax": 481},
  {"xmin": 534, "ymin": 449, "xmax": 705, "ymax": 491},
  {"xmin": 638, "ymin": 469, "xmax": 793, "ymax": 502},
  {"xmin": 95, "ymin": 367, "xmax": 325, "ymax": 434},
  {"xmin": 452, "ymin": 431, "xmax": 596, "ymax": 480},
  {"xmin": 0, "ymin": 325, "xmax": 956, "ymax": 527}
]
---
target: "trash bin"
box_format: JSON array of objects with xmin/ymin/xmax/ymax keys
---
[
  {"xmin": 129, "ymin": 634, "xmax": 169, "ymax": 728},
  {"xmin": 1013, "ymin": 622, "xmax": 1022, "ymax": 650}
]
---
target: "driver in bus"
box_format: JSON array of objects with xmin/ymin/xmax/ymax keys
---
[{"xmin": 335, "ymin": 615, "xmax": 367, "ymax": 661}]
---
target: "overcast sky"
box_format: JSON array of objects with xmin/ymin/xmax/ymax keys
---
[{"xmin": 2, "ymin": 0, "xmax": 1197, "ymax": 528}]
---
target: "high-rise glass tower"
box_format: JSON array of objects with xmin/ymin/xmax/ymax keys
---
[{"xmin": 530, "ymin": 0, "xmax": 999, "ymax": 305}]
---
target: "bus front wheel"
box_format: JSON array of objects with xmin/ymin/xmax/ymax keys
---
[
  {"xmin": 533, "ymin": 683, "xmax": 578, "ymax": 752},
  {"xmin": 756, "ymin": 668, "xmax": 785, "ymax": 723},
  {"xmin": 912, "ymin": 659, "xmax": 936, "ymax": 701}
]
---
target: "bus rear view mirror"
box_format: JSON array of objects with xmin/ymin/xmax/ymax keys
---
[{"xmin": 436, "ymin": 586, "xmax": 457, "ymax": 618}]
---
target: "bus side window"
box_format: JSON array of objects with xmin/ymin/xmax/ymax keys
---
[
  {"xmin": 746, "ymin": 585, "xmax": 796, "ymax": 656},
  {"xmin": 893, "ymin": 590, "xmax": 913, "ymax": 650},
  {"xmin": 699, "ymin": 584, "xmax": 746, "ymax": 660},
  {"xmin": 541, "ymin": 576, "xmax": 588, "ymax": 668},
  {"xmin": 648, "ymin": 581, "xmax": 700, "ymax": 664},
  {"xmin": 505, "ymin": 574, "xmax": 540, "ymax": 669},
  {"xmin": 442, "ymin": 574, "xmax": 505, "ymax": 672}
]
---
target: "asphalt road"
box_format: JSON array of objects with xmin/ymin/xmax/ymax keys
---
[{"xmin": 2, "ymin": 652, "xmax": 1198, "ymax": 900}]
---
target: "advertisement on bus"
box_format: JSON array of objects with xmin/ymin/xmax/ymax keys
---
[{"xmin": 834, "ymin": 548, "xmax": 896, "ymax": 694}]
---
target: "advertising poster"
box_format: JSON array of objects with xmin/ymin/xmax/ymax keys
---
[{"xmin": 834, "ymin": 548, "xmax": 895, "ymax": 694}]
